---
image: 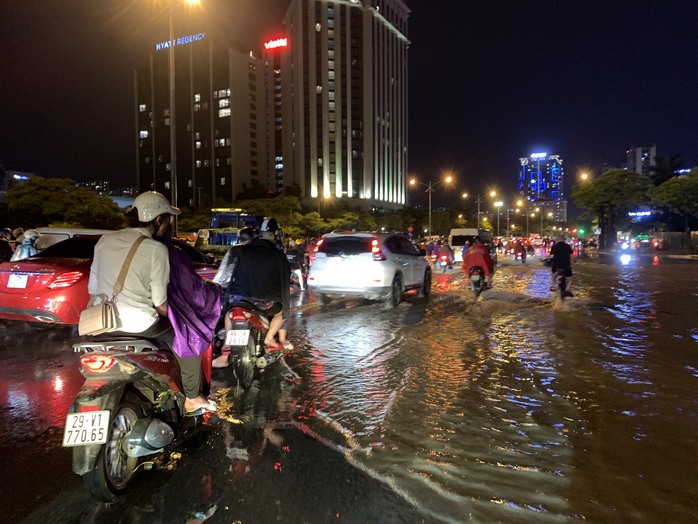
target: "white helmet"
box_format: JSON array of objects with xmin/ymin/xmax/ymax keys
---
[
  {"xmin": 23, "ymin": 229, "xmax": 39, "ymax": 241},
  {"xmin": 133, "ymin": 191, "xmax": 180, "ymax": 222}
]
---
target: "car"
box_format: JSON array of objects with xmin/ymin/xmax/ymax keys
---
[
  {"xmin": 0, "ymin": 235, "xmax": 218, "ymax": 326},
  {"xmin": 307, "ymin": 231, "xmax": 431, "ymax": 308}
]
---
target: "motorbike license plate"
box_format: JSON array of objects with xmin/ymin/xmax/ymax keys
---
[
  {"xmin": 225, "ymin": 329, "xmax": 250, "ymax": 346},
  {"xmin": 63, "ymin": 410, "xmax": 110, "ymax": 447},
  {"xmin": 7, "ymin": 274, "xmax": 28, "ymax": 289}
]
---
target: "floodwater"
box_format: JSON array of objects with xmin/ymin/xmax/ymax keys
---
[
  {"xmin": 0, "ymin": 250, "xmax": 697, "ymax": 522},
  {"xmin": 289, "ymin": 251, "xmax": 698, "ymax": 522}
]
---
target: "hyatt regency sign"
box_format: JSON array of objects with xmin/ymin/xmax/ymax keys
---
[{"xmin": 156, "ymin": 32, "xmax": 205, "ymax": 51}]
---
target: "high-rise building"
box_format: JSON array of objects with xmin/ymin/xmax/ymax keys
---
[
  {"xmin": 518, "ymin": 152, "xmax": 567, "ymax": 222},
  {"xmin": 625, "ymin": 144, "xmax": 656, "ymax": 176},
  {"xmin": 134, "ymin": 0, "xmax": 410, "ymax": 212},
  {"xmin": 134, "ymin": 28, "xmax": 268, "ymax": 211},
  {"xmin": 276, "ymin": 0, "xmax": 410, "ymax": 210}
]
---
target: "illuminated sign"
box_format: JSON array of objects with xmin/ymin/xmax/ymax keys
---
[
  {"xmin": 264, "ymin": 37, "xmax": 288, "ymax": 50},
  {"xmin": 530, "ymin": 152, "xmax": 547, "ymax": 159},
  {"xmin": 628, "ymin": 210, "xmax": 652, "ymax": 217},
  {"xmin": 156, "ymin": 32, "xmax": 205, "ymax": 51}
]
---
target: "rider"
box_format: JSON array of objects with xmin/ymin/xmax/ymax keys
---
[
  {"xmin": 88, "ymin": 191, "xmax": 215, "ymax": 415},
  {"xmin": 212, "ymin": 226, "xmax": 256, "ymax": 290},
  {"xmin": 10, "ymin": 229, "xmax": 39, "ymax": 261},
  {"xmin": 550, "ymin": 235, "xmax": 574, "ymax": 297},
  {"xmin": 514, "ymin": 239, "xmax": 527, "ymax": 264},
  {"xmin": 225, "ymin": 217, "xmax": 292, "ymax": 350},
  {"xmin": 286, "ymin": 240, "xmax": 308, "ymax": 291},
  {"xmin": 462, "ymin": 236, "xmax": 495, "ymax": 286}
]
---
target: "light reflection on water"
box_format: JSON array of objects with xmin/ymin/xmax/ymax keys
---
[{"xmin": 291, "ymin": 255, "xmax": 698, "ymax": 522}]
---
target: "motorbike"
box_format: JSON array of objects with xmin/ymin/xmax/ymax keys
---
[
  {"xmin": 288, "ymin": 260, "xmax": 308, "ymax": 290},
  {"xmin": 515, "ymin": 250, "xmax": 526, "ymax": 264},
  {"xmin": 439, "ymin": 254, "xmax": 449, "ymax": 273},
  {"xmin": 215, "ymin": 300, "xmax": 287, "ymax": 392},
  {"xmin": 64, "ymin": 335, "xmax": 213, "ymax": 502},
  {"xmin": 469, "ymin": 266, "xmax": 488, "ymax": 298}
]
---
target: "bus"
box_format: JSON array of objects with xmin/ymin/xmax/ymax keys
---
[{"xmin": 208, "ymin": 208, "xmax": 264, "ymax": 229}]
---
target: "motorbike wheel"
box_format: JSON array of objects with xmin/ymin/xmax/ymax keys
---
[
  {"xmin": 83, "ymin": 402, "xmax": 141, "ymax": 502},
  {"xmin": 417, "ymin": 269, "xmax": 431, "ymax": 298},
  {"xmin": 233, "ymin": 336, "xmax": 257, "ymax": 391},
  {"xmin": 384, "ymin": 274, "xmax": 402, "ymax": 309}
]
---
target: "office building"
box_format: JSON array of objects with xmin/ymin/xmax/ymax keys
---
[
  {"xmin": 278, "ymin": 0, "xmax": 410, "ymax": 210},
  {"xmin": 625, "ymin": 144, "xmax": 656, "ymax": 176},
  {"xmin": 135, "ymin": 0, "xmax": 409, "ymax": 212},
  {"xmin": 518, "ymin": 152, "xmax": 567, "ymax": 222}
]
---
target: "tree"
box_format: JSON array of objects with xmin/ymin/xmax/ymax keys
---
[
  {"xmin": 572, "ymin": 169, "xmax": 651, "ymax": 248},
  {"xmin": 648, "ymin": 169, "xmax": 698, "ymax": 250},
  {"xmin": 2, "ymin": 176, "xmax": 124, "ymax": 229},
  {"xmin": 651, "ymin": 154, "xmax": 685, "ymax": 186}
]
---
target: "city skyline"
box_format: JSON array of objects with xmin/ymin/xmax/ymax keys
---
[{"xmin": 2, "ymin": 1, "xmax": 697, "ymax": 213}]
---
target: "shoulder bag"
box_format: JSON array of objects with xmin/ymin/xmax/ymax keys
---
[{"xmin": 78, "ymin": 235, "xmax": 147, "ymax": 336}]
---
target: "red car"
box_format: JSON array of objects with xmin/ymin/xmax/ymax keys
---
[{"xmin": 0, "ymin": 235, "xmax": 218, "ymax": 326}]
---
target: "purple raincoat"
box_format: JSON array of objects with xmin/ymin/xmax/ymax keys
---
[{"xmin": 160, "ymin": 234, "xmax": 221, "ymax": 359}]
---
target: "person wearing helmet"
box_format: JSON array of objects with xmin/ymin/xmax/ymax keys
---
[
  {"xmin": 223, "ymin": 217, "xmax": 292, "ymax": 352},
  {"xmin": 462, "ymin": 236, "xmax": 495, "ymax": 287},
  {"xmin": 210, "ymin": 226, "xmax": 256, "ymax": 368},
  {"xmin": 550, "ymin": 235, "xmax": 574, "ymax": 297},
  {"xmin": 10, "ymin": 229, "xmax": 39, "ymax": 261},
  {"xmin": 285, "ymin": 239, "xmax": 308, "ymax": 291},
  {"xmin": 88, "ymin": 191, "xmax": 216, "ymax": 415}
]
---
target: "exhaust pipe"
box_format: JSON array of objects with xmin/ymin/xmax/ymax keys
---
[{"xmin": 123, "ymin": 418, "xmax": 175, "ymax": 457}]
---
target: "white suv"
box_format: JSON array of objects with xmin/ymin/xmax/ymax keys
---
[{"xmin": 307, "ymin": 232, "xmax": 431, "ymax": 308}]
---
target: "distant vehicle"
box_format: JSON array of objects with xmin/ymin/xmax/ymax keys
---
[
  {"xmin": 35, "ymin": 227, "xmax": 114, "ymax": 250},
  {"xmin": 308, "ymin": 231, "xmax": 431, "ymax": 308},
  {"xmin": 448, "ymin": 228, "xmax": 492, "ymax": 262},
  {"xmin": 208, "ymin": 208, "xmax": 264, "ymax": 229},
  {"xmin": 194, "ymin": 228, "xmax": 242, "ymax": 260},
  {"xmin": 0, "ymin": 235, "xmax": 217, "ymax": 326}
]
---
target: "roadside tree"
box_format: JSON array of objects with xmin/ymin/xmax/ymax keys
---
[
  {"xmin": 572, "ymin": 169, "xmax": 651, "ymax": 248},
  {"xmin": 648, "ymin": 170, "xmax": 698, "ymax": 250}
]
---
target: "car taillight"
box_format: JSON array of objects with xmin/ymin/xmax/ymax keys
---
[
  {"xmin": 48, "ymin": 270, "xmax": 85, "ymax": 289},
  {"xmin": 313, "ymin": 239, "xmax": 324, "ymax": 253},
  {"xmin": 371, "ymin": 238, "xmax": 385, "ymax": 261},
  {"xmin": 81, "ymin": 354, "xmax": 116, "ymax": 373}
]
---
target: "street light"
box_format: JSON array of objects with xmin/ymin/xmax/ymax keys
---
[
  {"xmin": 494, "ymin": 201, "xmax": 503, "ymax": 237},
  {"xmin": 164, "ymin": 0, "xmax": 200, "ymax": 234},
  {"xmin": 464, "ymin": 190, "xmax": 495, "ymax": 230},
  {"xmin": 409, "ymin": 175, "xmax": 453, "ymax": 236}
]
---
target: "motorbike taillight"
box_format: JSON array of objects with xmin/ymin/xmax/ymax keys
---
[
  {"xmin": 229, "ymin": 308, "xmax": 252, "ymax": 322},
  {"xmin": 81, "ymin": 354, "xmax": 117, "ymax": 373}
]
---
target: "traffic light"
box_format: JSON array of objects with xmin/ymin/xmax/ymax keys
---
[{"xmin": 578, "ymin": 228, "xmax": 585, "ymax": 235}]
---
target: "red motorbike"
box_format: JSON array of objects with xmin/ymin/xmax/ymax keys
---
[
  {"xmin": 215, "ymin": 299, "xmax": 288, "ymax": 392},
  {"xmin": 64, "ymin": 335, "xmax": 212, "ymax": 501}
]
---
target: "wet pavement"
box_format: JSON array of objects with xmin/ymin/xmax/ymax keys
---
[{"xmin": 1, "ymin": 249, "xmax": 697, "ymax": 522}]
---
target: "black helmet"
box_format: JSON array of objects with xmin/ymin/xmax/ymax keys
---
[
  {"xmin": 238, "ymin": 227, "xmax": 255, "ymax": 243},
  {"xmin": 259, "ymin": 217, "xmax": 280, "ymax": 233}
]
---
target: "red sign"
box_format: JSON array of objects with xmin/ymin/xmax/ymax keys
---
[{"xmin": 264, "ymin": 37, "xmax": 288, "ymax": 50}]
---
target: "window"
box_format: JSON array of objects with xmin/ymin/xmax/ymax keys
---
[
  {"xmin": 220, "ymin": 177, "xmax": 226, "ymax": 186},
  {"xmin": 139, "ymin": 130, "xmax": 149, "ymax": 139},
  {"xmin": 194, "ymin": 103, "xmax": 201, "ymax": 111},
  {"xmin": 164, "ymin": 117, "xmax": 170, "ymax": 125},
  {"xmin": 196, "ymin": 141, "xmax": 202, "ymax": 149},
  {"xmin": 219, "ymin": 108, "xmax": 231, "ymax": 118},
  {"xmin": 219, "ymin": 98, "xmax": 230, "ymax": 108},
  {"xmin": 165, "ymin": 181, "xmax": 170, "ymax": 188},
  {"xmin": 194, "ymin": 93, "xmax": 201, "ymax": 102},
  {"xmin": 139, "ymin": 104, "xmax": 147, "ymax": 112}
]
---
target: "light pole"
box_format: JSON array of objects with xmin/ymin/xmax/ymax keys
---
[
  {"xmin": 409, "ymin": 175, "xmax": 453, "ymax": 236},
  {"xmin": 165, "ymin": 0, "xmax": 200, "ymax": 234},
  {"xmin": 517, "ymin": 199, "xmax": 529, "ymax": 237},
  {"xmin": 494, "ymin": 201, "xmax": 503, "ymax": 237}
]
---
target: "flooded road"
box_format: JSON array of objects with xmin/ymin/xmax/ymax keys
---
[{"xmin": 1, "ymin": 251, "xmax": 697, "ymax": 522}]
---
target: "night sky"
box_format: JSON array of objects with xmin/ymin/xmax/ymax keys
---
[{"xmin": 2, "ymin": 1, "xmax": 697, "ymax": 211}]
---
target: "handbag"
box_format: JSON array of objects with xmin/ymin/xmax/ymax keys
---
[{"xmin": 78, "ymin": 236, "xmax": 147, "ymax": 336}]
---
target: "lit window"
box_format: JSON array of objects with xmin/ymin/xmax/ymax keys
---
[
  {"xmin": 194, "ymin": 103, "xmax": 201, "ymax": 111},
  {"xmin": 316, "ymin": 85, "xmax": 322, "ymax": 94},
  {"xmin": 165, "ymin": 163, "xmax": 171, "ymax": 171},
  {"xmin": 220, "ymin": 177, "xmax": 226, "ymax": 186},
  {"xmin": 139, "ymin": 104, "xmax": 146, "ymax": 112},
  {"xmin": 188, "ymin": 179, "xmax": 192, "ymax": 187},
  {"xmin": 196, "ymin": 141, "xmax": 202, "ymax": 149},
  {"xmin": 140, "ymin": 130, "xmax": 149, "ymax": 139},
  {"xmin": 165, "ymin": 117, "xmax": 170, "ymax": 125},
  {"xmin": 165, "ymin": 181, "xmax": 170, "ymax": 188},
  {"xmin": 219, "ymin": 99, "xmax": 230, "ymax": 108},
  {"xmin": 196, "ymin": 160, "xmax": 202, "ymax": 168},
  {"xmin": 315, "ymin": 23, "xmax": 321, "ymax": 32},
  {"xmin": 219, "ymin": 108, "xmax": 231, "ymax": 118},
  {"xmin": 194, "ymin": 93, "xmax": 201, "ymax": 102}
]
